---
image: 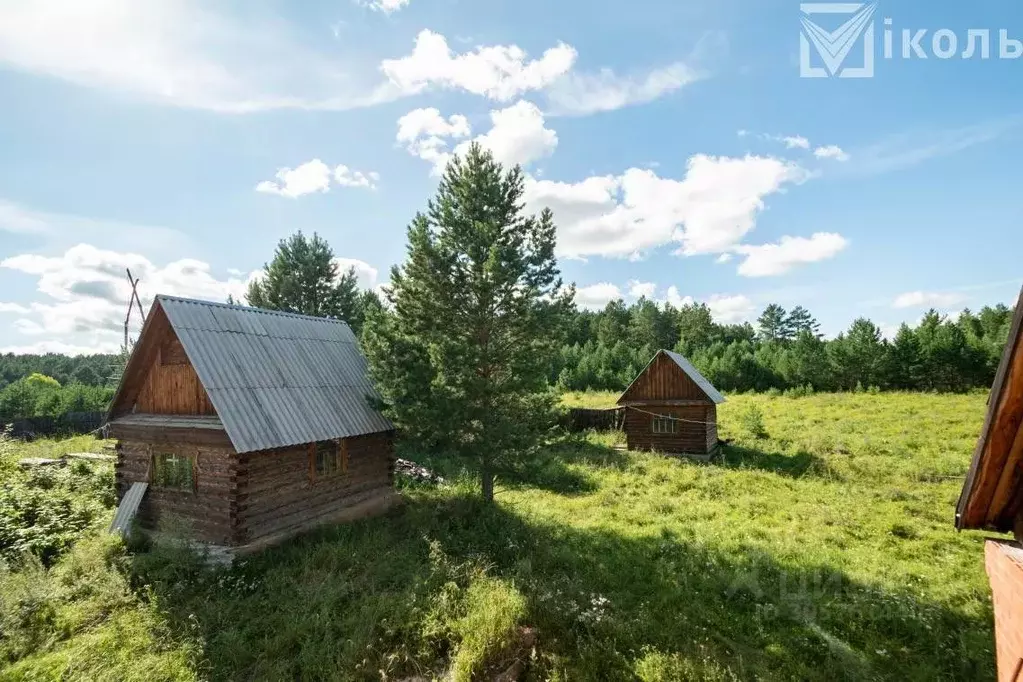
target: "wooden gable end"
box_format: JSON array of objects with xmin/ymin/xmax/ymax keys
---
[
  {"xmin": 619, "ymin": 352, "xmax": 712, "ymax": 404},
  {"xmin": 108, "ymin": 301, "xmax": 217, "ymax": 419},
  {"xmin": 959, "ymin": 300, "xmax": 1023, "ymax": 533}
]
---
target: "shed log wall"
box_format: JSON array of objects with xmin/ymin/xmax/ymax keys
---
[
  {"xmin": 624, "ymin": 405, "xmax": 715, "ymax": 454},
  {"xmin": 116, "ymin": 440, "xmax": 238, "ymax": 544},
  {"xmin": 237, "ymin": 432, "xmax": 395, "ymax": 543},
  {"xmin": 135, "ymin": 332, "xmax": 216, "ymax": 416},
  {"xmin": 621, "ymin": 353, "xmax": 708, "ymax": 403}
]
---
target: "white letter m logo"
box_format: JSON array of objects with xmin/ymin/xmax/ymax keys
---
[{"xmin": 800, "ymin": 3, "xmax": 876, "ymax": 78}]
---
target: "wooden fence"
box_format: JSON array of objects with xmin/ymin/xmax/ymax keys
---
[
  {"xmin": 8, "ymin": 411, "xmax": 105, "ymax": 439},
  {"xmin": 562, "ymin": 407, "xmax": 625, "ymax": 432}
]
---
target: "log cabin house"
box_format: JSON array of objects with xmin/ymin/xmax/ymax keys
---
[
  {"xmin": 104, "ymin": 295, "xmax": 397, "ymax": 554},
  {"xmin": 616, "ymin": 349, "xmax": 725, "ymax": 458},
  {"xmin": 957, "ymin": 285, "xmax": 1023, "ymax": 682}
]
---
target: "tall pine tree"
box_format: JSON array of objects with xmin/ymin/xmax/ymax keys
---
[
  {"xmin": 246, "ymin": 231, "xmax": 362, "ymax": 327},
  {"xmin": 363, "ymin": 144, "xmax": 573, "ymax": 502}
]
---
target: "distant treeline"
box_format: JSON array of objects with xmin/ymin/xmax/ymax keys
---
[
  {"xmin": 0, "ymin": 372, "xmax": 115, "ymax": 424},
  {"xmin": 551, "ymin": 300, "xmax": 1014, "ymax": 394},
  {"xmin": 0, "ymin": 353, "xmax": 119, "ymax": 389}
]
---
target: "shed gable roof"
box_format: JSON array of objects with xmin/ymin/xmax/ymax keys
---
[
  {"xmin": 957, "ymin": 285, "xmax": 1023, "ymax": 533},
  {"xmin": 107, "ymin": 295, "xmax": 393, "ymax": 453},
  {"xmin": 617, "ymin": 349, "xmax": 725, "ymax": 405}
]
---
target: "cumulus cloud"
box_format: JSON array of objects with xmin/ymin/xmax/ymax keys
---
[
  {"xmin": 782, "ymin": 135, "xmax": 810, "ymax": 149},
  {"xmin": 361, "ymin": 0, "xmax": 410, "ymax": 14},
  {"xmin": 396, "ymin": 107, "xmax": 472, "ymax": 171},
  {"xmin": 256, "ymin": 159, "xmax": 378, "ymax": 197},
  {"xmin": 381, "ymin": 30, "xmax": 577, "ymax": 101},
  {"xmin": 735, "ymin": 233, "xmax": 849, "ymax": 277},
  {"xmin": 546, "ymin": 62, "xmax": 701, "ymax": 116},
  {"xmin": 524, "ymin": 154, "xmax": 810, "ymax": 260},
  {"xmin": 575, "ymin": 282, "xmax": 623, "ymax": 310},
  {"xmin": 813, "ymin": 145, "xmax": 850, "ymax": 161},
  {"xmin": 453, "ymin": 101, "xmax": 557, "ymax": 168},
  {"xmin": 334, "ymin": 257, "xmax": 379, "ymax": 289},
  {"xmin": 705, "ymin": 294, "xmax": 756, "ymax": 323},
  {"xmin": 892, "ymin": 291, "xmax": 968, "ymax": 309},
  {"xmin": 1, "ymin": 244, "xmax": 383, "ymax": 353},
  {"xmin": 0, "ymin": 244, "xmax": 261, "ymax": 353},
  {"xmin": 400, "ymin": 101, "xmax": 557, "ymax": 173},
  {"xmin": 628, "ymin": 280, "xmax": 657, "ymax": 299}
]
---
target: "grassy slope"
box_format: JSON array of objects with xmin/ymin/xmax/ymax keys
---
[{"xmin": 1, "ymin": 392, "xmax": 998, "ymax": 681}]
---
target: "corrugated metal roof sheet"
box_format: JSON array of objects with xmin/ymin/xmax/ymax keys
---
[
  {"xmin": 662, "ymin": 351, "xmax": 728, "ymax": 404},
  {"xmin": 110, "ymin": 482, "xmax": 148, "ymax": 535},
  {"xmin": 156, "ymin": 295, "xmax": 393, "ymax": 453},
  {"xmin": 663, "ymin": 350, "xmax": 726, "ymax": 404}
]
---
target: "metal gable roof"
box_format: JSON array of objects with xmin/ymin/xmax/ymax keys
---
[
  {"xmin": 662, "ymin": 350, "xmax": 726, "ymax": 404},
  {"xmin": 155, "ymin": 295, "xmax": 393, "ymax": 453}
]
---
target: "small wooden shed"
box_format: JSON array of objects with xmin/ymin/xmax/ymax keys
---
[
  {"xmin": 104, "ymin": 295, "xmax": 397, "ymax": 554},
  {"xmin": 616, "ymin": 349, "xmax": 725, "ymax": 457},
  {"xmin": 957, "ymin": 286, "xmax": 1023, "ymax": 682}
]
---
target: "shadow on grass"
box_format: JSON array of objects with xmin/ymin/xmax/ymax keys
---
[
  {"xmin": 395, "ymin": 434, "xmax": 629, "ymax": 496},
  {"xmin": 720, "ymin": 443, "xmax": 842, "ymax": 480},
  {"xmin": 129, "ymin": 489, "xmax": 993, "ymax": 682}
]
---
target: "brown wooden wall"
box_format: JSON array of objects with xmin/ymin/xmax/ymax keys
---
[
  {"xmin": 620, "ymin": 352, "xmax": 711, "ymax": 403},
  {"xmin": 135, "ymin": 331, "xmax": 216, "ymax": 416},
  {"xmin": 116, "ymin": 439, "xmax": 238, "ymax": 544},
  {"xmin": 624, "ymin": 404, "xmax": 716, "ymax": 455},
  {"xmin": 236, "ymin": 432, "xmax": 395, "ymax": 544}
]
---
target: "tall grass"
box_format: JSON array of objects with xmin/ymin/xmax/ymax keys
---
[{"xmin": 0, "ymin": 392, "xmax": 1000, "ymax": 680}]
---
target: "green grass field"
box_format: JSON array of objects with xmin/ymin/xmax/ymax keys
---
[{"xmin": 0, "ymin": 392, "xmax": 1000, "ymax": 681}]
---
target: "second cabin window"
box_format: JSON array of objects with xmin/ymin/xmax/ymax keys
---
[
  {"xmin": 152, "ymin": 452, "xmax": 195, "ymax": 492},
  {"xmin": 652, "ymin": 412, "xmax": 678, "ymax": 435},
  {"xmin": 313, "ymin": 439, "xmax": 349, "ymax": 479}
]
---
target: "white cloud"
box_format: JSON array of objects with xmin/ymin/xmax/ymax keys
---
[
  {"xmin": 892, "ymin": 291, "xmax": 969, "ymax": 309},
  {"xmin": 715, "ymin": 253, "xmax": 732, "ymax": 264},
  {"xmin": 381, "ymin": 29, "xmax": 576, "ymax": 101},
  {"xmin": 0, "ymin": 244, "xmax": 260, "ymax": 353},
  {"xmin": 706, "ymin": 294, "xmax": 756, "ymax": 323},
  {"xmin": 335, "ymin": 166, "xmax": 380, "ymax": 189},
  {"xmin": 396, "ymin": 107, "xmax": 472, "ymax": 172},
  {"xmin": 813, "ymin": 145, "xmax": 850, "ymax": 161},
  {"xmin": 628, "ymin": 280, "xmax": 657, "ymax": 299},
  {"xmin": 256, "ymin": 159, "xmax": 333, "ymax": 198},
  {"xmin": 524, "ymin": 154, "xmax": 809, "ymax": 260},
  {"xmin": 256, "ymin": 159, "xmax": 378, "ymax": 197},
  {"xmin": 735, "ymin": 232, "xmax": 848, "ymax": 277},
  {"xmin": 0, "ymin": 0, "xmax": 397, "ymax": 113},
  {"xmin": 334, "ymin": 258, "xmax": 379, "ymax": 289},
  {"xmin": 782, "ymin": 135, "xmax": 810, "ymax": 149},
  {"xmin": 664, "ymin": 286, "xmax": 694, "ymax": 308},
  {"xmin": 453, "ymin": 101, "xmax": 557, "ymax": 169},
  {"xmin": 362, "ymin": 0, "xmax": 410, "ymax": 14},
  {"xmin": 546, "ymin": 62, "xmax": 700, "ymax": 116},
  {"xmin": 0, "ymin": 302, "xmax": 31, "ymax": 314},
  {"xmin": 575, "ymin": 282, "xmax": 622, "ymax": 310},
  {"xmin": 401, "ymin": 101, "xmax": 557, "ymax": 173}
]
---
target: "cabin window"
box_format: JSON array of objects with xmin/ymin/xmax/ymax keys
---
[
  {"xmin": 652, "ymin": 412, "xmax": 678, "ymax": 435},
  {"xmin": 312, "ymin": 440, "xmax": 349, "ymax": 480},
  {"xmin": 152, "ymin": 452, "xmax": 195, "ymax": 492}
]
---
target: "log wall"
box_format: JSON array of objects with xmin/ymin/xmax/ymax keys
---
[
  {"xmin": 237, "ymin": 432, "xmax": 395, "ymax": 543},
  {"xmin": 624, "ymin": 404, "xmax": 716, "ymax": 455},
  {"xmin": 116, "ymin": 439, "xmax": 238, "ymax": 544}
]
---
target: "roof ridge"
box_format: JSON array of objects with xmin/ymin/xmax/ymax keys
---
[{"xmin": 155, "ymin": 294, "xmax": 351, "ymax": 325}]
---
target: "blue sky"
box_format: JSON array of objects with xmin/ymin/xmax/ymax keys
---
[{"xmin": 0, "ymin": 0, "xmax": 1020, "ymax": 354}]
